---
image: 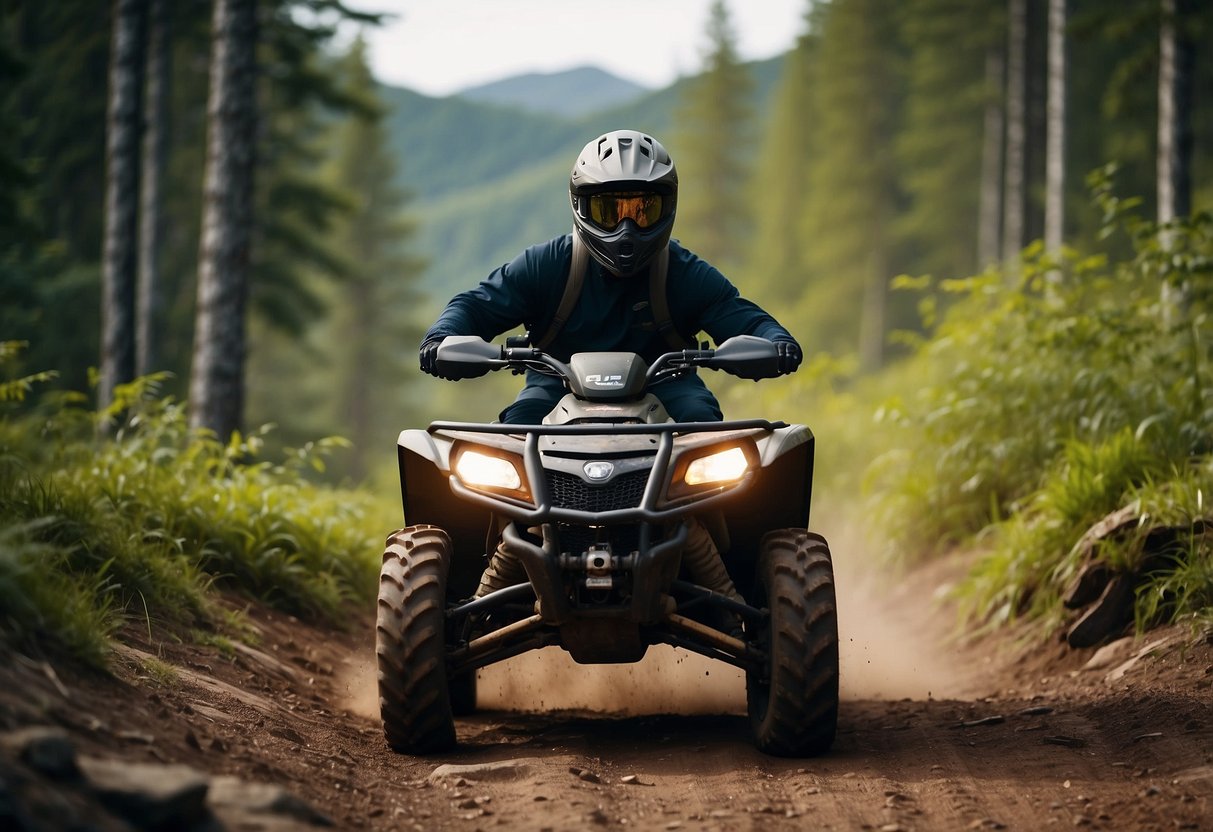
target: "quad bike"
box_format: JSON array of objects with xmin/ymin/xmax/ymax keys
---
[{"xmin": 377, "ymin": 334, "xmax": 839, "ymax": 757}]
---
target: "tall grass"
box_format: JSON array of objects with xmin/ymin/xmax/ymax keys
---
[
  {"xmin": 0, "ymin": 357, "xmax": 386, "ymax": 664},
  {"xmin": 864, "ymin": 174, "xmax": 1212, "ymax": 633}
]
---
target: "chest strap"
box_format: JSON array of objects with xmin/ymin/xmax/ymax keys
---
[{"xmin": 533, "ymin": 235, "xmax": 691, "ymax": 352}]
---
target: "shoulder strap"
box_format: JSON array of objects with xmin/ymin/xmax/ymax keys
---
[
  {"xmin": 533, "ymin": 234, "xmax": 588, "ymax": 351},
  {"xmin": 533, "ymin": 237, "xmax": 691, "ymax": 352},
  {"xmin": 649, "ymin": 244, "xmax": 694, "ymax": 351}
]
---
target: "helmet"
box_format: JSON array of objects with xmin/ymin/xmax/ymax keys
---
[{"xmin": 569, "ymin": 130, "xmax": 677, "ymax": 277}]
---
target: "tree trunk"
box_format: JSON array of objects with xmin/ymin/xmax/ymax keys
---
[
  {"xmin": 136, "ymin": 0, "xmax": 169, "ymax": 376},
  {"xmin": 978, "ymin": 45, "xmax": 1005, "ymax": 268},
  {"xmin": 100, "ymin": 0, "xmax": 148, "ymax": 409},
  {"xmin": 1044, "ymin": 0, "xmax": 1066, "ymax": 258},
  {"xmin": 344, "ymin": 275, "xmax": 374, "ymax": 481},
  {"xmin": 189, "ymin": 0, "xmax": 257, "ymax": 438},
  {"xmin": 859, "ymin": 247, "xmax": 886, "ymax": 372},
  {"xmin": 1157, "ymin": 0, "xmax": 1193, "ymax": 225},
  {"xmin": 1001, "ymin": 0, "xmax": 1027, "ymax": 273}
]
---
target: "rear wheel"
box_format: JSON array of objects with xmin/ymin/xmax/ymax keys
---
[
  {"xmin": 377, "ymin": 525, "xmax": 457, "ymax": 753},
  {"xmin": 746, "ymin": 530, "xmax": 839, "ymax": 756}
]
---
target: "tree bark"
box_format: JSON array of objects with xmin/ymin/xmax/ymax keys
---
[
  {"xmin": 1001, "ymin": 0, "xmax": 1027, "ymax": 273},
  {"xmin": 1044, "ymin": 0, "xmax": 1066, "ymax": 257},
  {"xmin": 978, "ymin": 45, "xmax": 1005, "ymax": 269},
  {"xmin": 189, "ymin": 0, "xmax": 257, "ymax": 438},
  {"xmin": 1158, "ymin": 0, "xmax": 1194, "ymax": 315},
  {"xmin": 1157, "ymin": 0, "xmax": 1193, "ymax": 226},
  {"xmin": 100, "ymin": 0, "xmax": 148, "ymax": 409},
  {"xmin": 137, "ymin": 0, "xmax": 169, "ymax": 376}
]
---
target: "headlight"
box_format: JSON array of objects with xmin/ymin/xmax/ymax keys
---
[
  {"xmin": 454, "ymin": 450, "xmax": 522, "ymax": 490},
  {"xmin": 684, "ymin": 446, "xmax": 750, "ymax": 486}
]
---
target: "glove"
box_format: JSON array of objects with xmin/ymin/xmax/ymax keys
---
[
  {"xmin": 773, "ymin": 339, "xmax": 802, "ymax": 375},
  {"xmin": 419, "ymin": 338, "xmax": 442, "ymax": 377}
]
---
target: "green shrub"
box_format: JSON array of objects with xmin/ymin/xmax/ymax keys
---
[
  {"xmin": 0, "ymin": 347, "xmax": 385, "ymax": 664},
  {"xmin": 867, "ymin": 176, "xmax": 1212, "ymax": 630}
]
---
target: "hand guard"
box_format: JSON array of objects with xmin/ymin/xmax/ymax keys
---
[{"xmin": 773, "ymin": 339, "xmax": 802, "ymax": 375}]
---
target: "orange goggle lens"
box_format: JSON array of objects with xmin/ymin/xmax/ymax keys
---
[{"xmin": 587, "ymin": 192, "xmax": 664, "ymax": 231}]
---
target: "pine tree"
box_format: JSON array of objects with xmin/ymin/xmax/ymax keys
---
[
  {"xmin": 99, "ymin": 0, "xmax": 147, "ymax": 410},
  {"xmin": 673, "ymin": 0, "xmax": 754, "ymax": 272},
  {"xmin": 137, "ymin": 0, "xmax": 170, "ymax": 376},
  {"xmin": 189, "ymin": 0, "xmax": 258, "ymax": 438},
  {"xmin": 326, "ymin": 37, "xmax": 425, "ymax": 480},
  {"xmin": 798, "ymin": 0, "xmax": 905, "ymax": 369},
  {"xmin": 1044, "ymin": 0, "xmax": 1068, "ymax": 256},
  {"xmin": 745, "ymin": 7, "xmax": 816, "ymax": 308},
  {"xmin": 897, "ymin": 0, "xmax": 1002, "ymax": 281},
  {"xmin": 1001, "ymin": 0, "xmax": 1028, "ymax": 269}
]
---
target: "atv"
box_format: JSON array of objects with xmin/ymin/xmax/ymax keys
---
[{"xmin": 377, "ymin": 334, "xmax": 838, "ymax": 757}]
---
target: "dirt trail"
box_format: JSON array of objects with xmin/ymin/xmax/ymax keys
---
[{"xmin": 3, "ymin": 537, "xmax": 1211, "ymax": 830}]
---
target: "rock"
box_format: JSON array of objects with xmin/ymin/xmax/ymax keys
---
[
  {"xmin": 428, "ymin": 758, "xmax": 541, "ymax": 783},
  {"xmin": 1107, "ymin": 637, "xmax": 1175, "ymax": 682},
  {"xmin": 269, "ymin": 726, "xmax": 305, "ymax": 745},
  {"xmin": 1082, "ymin": 637, "xmax": 1134, "ymax": 671},
  {"xmin": 954, "ymin": 715, "xmax": 1005, "ymax": 729},
  {"xmin": 586, "ymin": 807, "xmax": 609, "ymax": 825},
  {"xmin": 78, "ymin": 756, "xmax": 209, "ymax": 829},
  {"xmin": 1066, "ymin": 574, "xmax": 1134, "ymax": 648},
  {"xmin": 0, "ymin": 727, "xmax": 79, "ymax": 780},
  {"xmin": 1043, "ymin": 735, "xmax": 1085, "ymax": 748},
  {"xmin": 209, "ymin": 776, "xmax": 333, "ymax": 826}
]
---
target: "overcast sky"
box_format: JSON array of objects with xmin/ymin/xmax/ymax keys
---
[{"xmin": 344, "ymin": 0, "xmax": 809, "ymax": 97}]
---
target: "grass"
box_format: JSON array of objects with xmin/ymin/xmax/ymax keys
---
[
  {"xmin": 856, "ymin": 184, "xmax": 1213, "ymax": 637},
  {"xmin": 0, "ymin": 356, "xmax": 386, "ymax": 666}
]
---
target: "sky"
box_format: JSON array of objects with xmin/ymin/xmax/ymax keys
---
[{"xmin": 343, "ymin": 0, "xmax": 808, "ymax": 97}]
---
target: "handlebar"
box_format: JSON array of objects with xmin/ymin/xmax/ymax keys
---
[{"xmin": 433, "ymin": 334, "xmax": 781, "ymax": 385}]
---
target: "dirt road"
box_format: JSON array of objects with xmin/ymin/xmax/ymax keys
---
[{"xmin": 3, "ymin": 550, "xmax": 1211, "ymax": 831}]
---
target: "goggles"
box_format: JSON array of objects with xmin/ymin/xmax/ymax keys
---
[{"xmin": 586, "ymin": 191, "xmax": 665, "ymax": 231}]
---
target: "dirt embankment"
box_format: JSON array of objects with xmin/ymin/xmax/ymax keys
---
[{"xmin": 1, "ymin": 545, "xmax": 1211, "ymax": 831}]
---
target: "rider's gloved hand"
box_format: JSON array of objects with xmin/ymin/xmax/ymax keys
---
[
  {"xmin": 773, "ymin": 339, "xmax": 802, "ymax": 375},
  {"xmin": 419, "ymin": 338, "xmax": 443, "ymax": 377}
]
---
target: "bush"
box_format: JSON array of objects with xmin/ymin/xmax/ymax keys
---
[
  {"xmin": 0, "ymin": 352, "xmax": 385, "ymax": 664},
  {"xmin": 867, "ymin": 177, "xmax": 1212, "ymax": 631}
]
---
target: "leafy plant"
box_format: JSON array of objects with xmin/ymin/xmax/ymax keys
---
[
  {"xmin": 865, "ymin": 177, "xmax": 1212, "ymax": 632},
  {"xmin": 0, "ymin": 345, "xmax": 385, "ymax": 665}
]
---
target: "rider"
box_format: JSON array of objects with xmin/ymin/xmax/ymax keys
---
[{"xmin": 419, "ymin": 129, "xmax": 802, "ymax": 606}]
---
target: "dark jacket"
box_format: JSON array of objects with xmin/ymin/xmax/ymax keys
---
[{"xmin": 423, "ymin": 234, "xmax": 797, "ymax": 423}]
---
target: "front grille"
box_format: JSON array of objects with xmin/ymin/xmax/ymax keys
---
[
  {"xmin": 544, "ymin": 469, "xmax": 650, "ymax": 512},
  {"xmin": 557, "ymin": 524, "xmax": 643, "ymax": 558}
]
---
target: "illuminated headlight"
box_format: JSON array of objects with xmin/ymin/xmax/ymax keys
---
[
  {"xmin": 455, "ymin": 450, "xmax": 522, "ymax": 490},
  {"xmin": 684, "ymin": 446, "xmax": 749, "ymax": 486}
]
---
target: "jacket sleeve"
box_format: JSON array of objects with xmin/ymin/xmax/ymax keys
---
[
  {"xmin": 672, "ymin": 247, "xmax": 798, "ymax": 347},
  {"xmin": 422, "ymin": 239, "xmax": 565, "ymax": 344}
]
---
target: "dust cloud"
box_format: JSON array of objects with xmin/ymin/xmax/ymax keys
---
[
  {"xmin": 338, "ymin": 526, "xmax": 974, "ymax": 720},
  {"xmin": 479, "ymin": 646, "xmax": 745, "ymax": 714}
]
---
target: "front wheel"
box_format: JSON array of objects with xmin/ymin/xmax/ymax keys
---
[
  {"xmin": 377, "ymin": 525, "xmax": 457, "ymax": 753},
  {"xmin": 747, "ymin": 529, "xmax": 839, "ymax": 756}
]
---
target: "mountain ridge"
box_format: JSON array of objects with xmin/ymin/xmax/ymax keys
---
[{"xmin": 457, "ymin": 66, "xmax": 650, "ymax": 117}]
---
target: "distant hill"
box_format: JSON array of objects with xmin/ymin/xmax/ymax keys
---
[
  {"xmin": 458, "ymin": 66, "xmax": 649, "ymax": 118},
  {"xmin": 379, "ymin": 56, "xmax": 786, "ymax": 306}
]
